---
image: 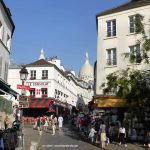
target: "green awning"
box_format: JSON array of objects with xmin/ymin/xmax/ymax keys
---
[{"xmin": 0, "ymin": 80, "xmax": 18, "ymax": 98}]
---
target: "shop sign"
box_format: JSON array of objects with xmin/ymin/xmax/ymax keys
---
[
  {"xmin": 17, "ymin": 84, "xmax": 30, "ymax": 90},
  {"xmin": 19, "ymin": 101, "xmax": 29, "ymax": 108},
  {"xmin": 19, "ymin": 95, "xmax": 28, "ymax": 102},
  {"xmin": 26, "ymin": 81, "xmax": 50, "ymax": 87}
]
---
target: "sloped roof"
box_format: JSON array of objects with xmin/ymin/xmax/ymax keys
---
[
  {"xmin": 0, "ymin": 0, "xmax": 15, "ymax": 36},
  {"xmin": 96, "ymin": 0, "xmax": 150, "ymax": 17},
  {"xmin": 26, "ymin": 59, "xmax": 54, "ymax": 67},
  {"xmin": 9, "ymin": 63, "xmax": 22, "ymax": 69}
]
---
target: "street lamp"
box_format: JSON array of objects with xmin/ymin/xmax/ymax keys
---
[
  {"xmin": 20, "ymin": 66, "xmax": 28, "ymax": 81},
  {"xmin": 19, "ymin": 66, "xmax": 28, "ymax": 95},
  {"xmin": 19, "ymin": 66, "xmax": 28, "ymax": 122}
]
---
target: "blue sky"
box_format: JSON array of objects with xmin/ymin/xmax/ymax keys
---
[{"xmin": 5, "ymin": 0, "xmax": 128, "ymax": 74}]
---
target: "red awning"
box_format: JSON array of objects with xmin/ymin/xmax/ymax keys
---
[{"xmin": 29, "ymin": 98, "xmax": 53, "ymax": 108}]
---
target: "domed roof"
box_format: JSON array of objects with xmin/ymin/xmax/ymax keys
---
[{"xmin": 79, "ymin": 52, "xmax": 94, "ymax": 82}]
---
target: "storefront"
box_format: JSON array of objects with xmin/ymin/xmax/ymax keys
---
[
  {"xmin": 19, "ymin": 97, "xmax": 72, "ymax": 118},
  {"xmin": 20, "ymin": 97, "xmax": 53, "ymax": 117},
  {"xmin": 93, "ymin": 95, "xmax": 127, "ymax": 125}
]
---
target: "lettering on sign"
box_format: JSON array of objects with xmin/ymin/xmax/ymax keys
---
[
  {"xmin": 19, "ymin": 96, "xmax": 28, "ymax": 102},
  {"xmin": 19, "ymin": 101, "xmax": 29, "ymax": 108},
  {"xmin": 26, "ymin": 81, "xmax": 50, "ymax": 87},
  {"xmin": 17, "ymin": 84, "xmax": 30, "ymax": 90}
]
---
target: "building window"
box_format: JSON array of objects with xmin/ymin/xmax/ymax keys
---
[
  {"xmin": 107, "ymin": 19, "xmax": 116, "ymax": 37},
  {"xmin": 42, "ymin": 70, "xmax": 48, "ymax": 79},
  {"xmin": 30, "ymin": 70, "xmax": 36, "ymax": 79},
  {"xmin": 4, "ymin": 62, "xmax": 8, "ymax": 81},
  {"xmin": 41, "ymin": 88, "xmax": 47, "ymax": 97},
  {"xmin": 0, "ymin": 21, "xmax": 3, "ymax": 41},
  {"xmin": 129, "ymin": 44, "xmax": 141, "ymax": 63},
  {"xmin": 6, "ymin": 34, "xmax": 11, "ymax": 50},
  {"xmin": 30, "ymin": 88, "xmax": 35, "ymax": 97},
  {"xmin": 0, "ymin": 56, "xmax": 2, "ymax": 77},
  {"xmin": 129, "ymin": 15, "xmax": 136, "ymax": 33},
  {"xmin": 106, "ymin": 48, "xmax": 117, "ymax": 66}
]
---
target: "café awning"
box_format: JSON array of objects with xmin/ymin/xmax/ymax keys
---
[
  {"xmin": 28, "ymin": 98, "xmax": 53, "ymax": 108},
  {"xmin": 0, "ymin": 79, "xmax": 18, "ymax": 98},
  {"xmin": 94, "ymin": 95, "xmax": 127, "ymax": 108}
]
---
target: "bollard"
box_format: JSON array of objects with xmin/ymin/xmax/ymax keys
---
[{"xmin": 30, "ymin": 141, "xmax": 38, "ymax": 150}]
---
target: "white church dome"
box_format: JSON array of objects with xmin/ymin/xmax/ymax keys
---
[{"xmin": 79, "ymin": 52, "xmax": 94, "ymax": 83}]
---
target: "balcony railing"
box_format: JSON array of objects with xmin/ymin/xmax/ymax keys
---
[
  {"xmin": 42, "ymin": 76, "xmax": 48, "ymax": 80},
  {"xmin": 30, "ymin": 77, "xmax": 36, "ymax": 80}
]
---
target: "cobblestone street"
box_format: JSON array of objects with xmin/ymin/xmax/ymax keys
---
[{"xmin": 23, "ymin": 125, "xmax": 147, "ymax": 150}]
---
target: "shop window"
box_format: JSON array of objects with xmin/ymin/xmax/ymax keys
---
[
  {"xmin": 41, "ymin": 88, "xmax": 47, "ymax": 97},
  {"xmin": 30, "ymin": 88, "xmax": 35, "ymax": 97}
]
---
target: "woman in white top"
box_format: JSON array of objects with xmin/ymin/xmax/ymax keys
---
[
  {"xmin": 58, "ymin": 115, "xmax": 63, "ymax": 132},
  {"xmin": 43, "ymin": 117, "xmax": 49, "ymax": 131},
  {"xmin": 118, "ymin": 125, "xmax": 127, "ymax": 147},
  {"xmin": 88, "ymin": 126, "xmax": 97, "ymax": 143}
]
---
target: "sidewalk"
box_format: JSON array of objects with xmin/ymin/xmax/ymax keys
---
[
  {"xmin": 23, "ymin": 125, "xmax": 40, "ymax": 150},
  {"xmin": 22, "ymin": 125, "xmax": 147, "ymax": 150}
]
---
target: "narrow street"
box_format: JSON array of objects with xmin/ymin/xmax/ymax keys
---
[{"xmin": 23, "ymin": 125, "xmax": 145, "ymax": 150}]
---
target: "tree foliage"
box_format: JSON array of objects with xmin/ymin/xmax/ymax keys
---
[{"xmin": 124, "ymin": 14, "xmax": 150, "ymax": 64}]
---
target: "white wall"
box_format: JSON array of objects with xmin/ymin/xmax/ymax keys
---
[
  {"xmin": 8, "ymin": 64, "xmax": 93, "ymax": 107},
  {"xmin": 96, "ymin": 5, "xmax": 150, "ymax": 94},
  {"xmin": 0, "ymin": 2, "xmax": 13, "ymax": 82}
]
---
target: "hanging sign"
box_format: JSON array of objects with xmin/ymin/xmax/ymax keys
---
[{"xmin": 17, "ymin": 84, "xmax": 30, "ymax": 90}]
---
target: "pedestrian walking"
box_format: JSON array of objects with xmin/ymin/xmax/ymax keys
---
[
  {"xmin": 144, "ymin": 131, "xmax": 150, "ymax": 149},
  {"xmin": 88, "ymin": 126, "xmax": 97, "ymax": 143},
  {"xmin": 100, "ymin": 129, "xmax": 107, "ymax": 149},
  {"xmin": 43, "ymin": 117, "xmax": 49, "ymax": 131},
  {"xmin": 4, "ymin": 115, "xmax": 11, "ymax": 129},
  {"xmin": 33, "ymin": 117, "xmax": 37, "ymax": 129},
  {"xmin": 37, "ymin": 117, "xmax": 41, "ymax": 133},
  {"xmin": 108, "ymin": 124, "xmax": 115, "ymax": 143},
  {"xmin": 58, "ymin": 115, "xmax": 63, "ymax": 132},
  {"xmin": 51, "ymin": 115, "xmax": 57, "ymax": 135},
  {"xmin": 118, "ymin": 124, "xmax": 127, "ymax": 147},
  {"xmin": 100, "ymin": 120, "xmax": 106, "ymax": 132}
]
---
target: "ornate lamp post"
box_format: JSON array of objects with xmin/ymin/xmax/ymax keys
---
[
  {"xmin": 19, "ymin": 66, "xmax": 28, "ymax": 121},
  {"xmin": 19, "ymin": 66, "xmax": 29, "ymax": 95}
]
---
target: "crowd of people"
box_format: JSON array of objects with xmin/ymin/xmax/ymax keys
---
[
  {"xmin": 33, "ymin": 114, "xmax": 64, "ymax": 136},
  {"xmin": 68, "ymin": 113, "xmax": 150, "ymax": 149}
]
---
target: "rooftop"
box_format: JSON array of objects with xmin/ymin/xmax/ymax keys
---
[{"xmin": 96, "ymin": 0, "xmax": 150, "ymax": 17}]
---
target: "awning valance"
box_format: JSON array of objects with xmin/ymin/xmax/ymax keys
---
[
  {"xmin": 28, "ymin": 98, "xmax": 53, "ymax": 108},
  {"xmin": 94, "ymin": 95, "xmax": 127, "ymax": 108}
]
